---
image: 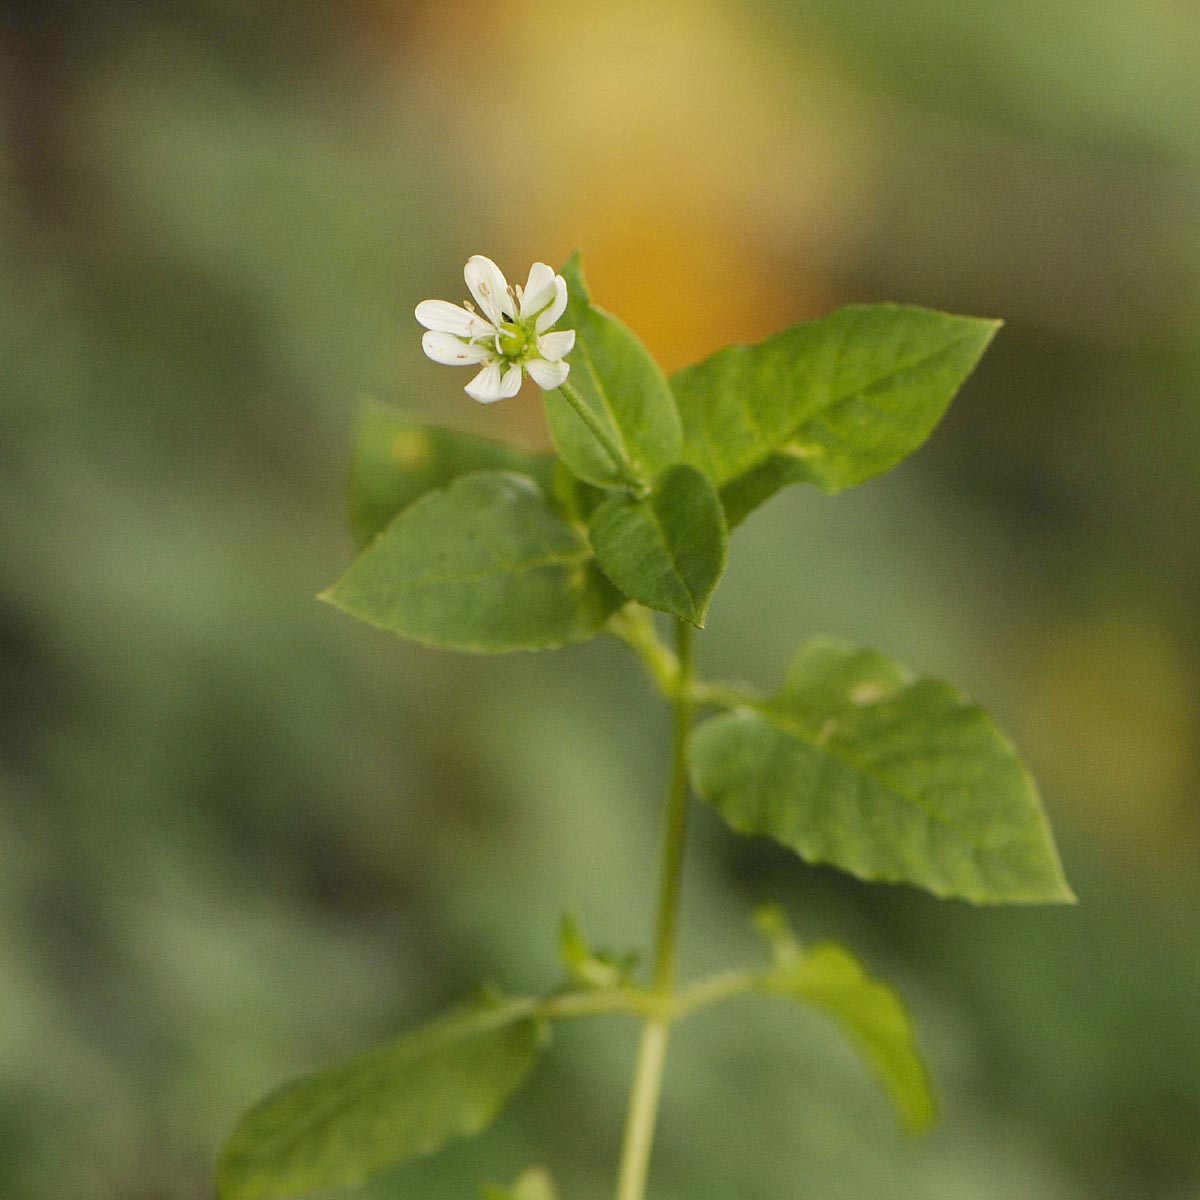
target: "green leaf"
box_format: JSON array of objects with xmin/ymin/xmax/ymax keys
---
[
  {"xmin": 350, "ymin": 400, "xmax": 554, "ymax": 547},
  {"xmin": 672, "ymin": 305, "xmax": 1000, "ymax": 524},
  {"xmin": 218, "ymin": 998, "xmax": 548, "ymax": 1200},
  {"xmin": 542, "ymin": 253, "xmax": 682, "ymax": 489},
  {"xmin": 482, "ymin": 1167, "xmax": 560, "ymax": 1200},
  {"xmin": 689, "ymin": 637, "xmax": 1074, "ymax": 904},
  {"xmin": 558, "ymin": 913, "xmax": 638, "ymax": 990},
  {"xmin": 322, "ymin": 471, "xmax": 623, "ymax": 653},
  {"xmin": 764, "ymin": 941, "xmax": 935, "ymax": 1132},
  {"xmin": 586, "ymin": 464, "xmax": 727, "ymax": 626}
]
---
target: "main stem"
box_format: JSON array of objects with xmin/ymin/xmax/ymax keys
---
[{"xmin": 614, "ymin": 620, "xmax": 694, "ymax": 1200}]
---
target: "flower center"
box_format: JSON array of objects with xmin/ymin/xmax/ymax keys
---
[{"xmin": 498, "ymin": 322, "xmax": 529, "ymax": 359}]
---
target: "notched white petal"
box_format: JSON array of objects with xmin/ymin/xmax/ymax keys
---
[
  {"xmin": 519, "ymin": 262, "xmax": 557, "ymax": 321},
  {"xmin": 464, "ymin": 255, "xmax": 513, "ymax": 325},
  {"xmin": 538, "ymin": 329, "xmax": 576, "ymax": 362},
  {"xmin": 526, "ymin": 357, "xmax": 570, "ymax": 390},
  {"xmin": 415, "ymin": 299, "xmax": 491, "ymax": 337},
  {"xmin": 536, "ymin": 275, "xmax": 569, "ymax": 333},
  {"xmin": 499, "ymin": 363, "xmax": 524, "ymax": 398},
  {"xmin": 422, "ymin": 330, "xmax": 492, "ymax": 366},
  {"xmin": 465, "ymin": 361, "xmax": 506, "ymax": 403}
]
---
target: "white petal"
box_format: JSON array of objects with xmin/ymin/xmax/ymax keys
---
[
  {"xmin": 464, "ymin": 255, "xmax": 513, "ymax": 326},
  {"xmin": 526, "ymin": 357, "xmax": 569, "ymax": 390},
  {"xmin": 499, "ymin": 363, "xmax": 524, "ymax": 398},
  {"xmin": 415, "ymin": 299, "xmax": 492, "ymax": 337},
  {"xmin": 465, "ymin": 362, "xmax": 504, "ymax": 403},
  {"xmin": 536, "ymin": 275, "xmax": 568, "ymax": 333},
  {"xmin": 422, "ymin": 331, "xmax": 492, "ymax": 366},
  {"xmin": 519, "ymin": 262, "xmax": 557, "ymax": 321},
  {"xmin": 538, "ymin": 329, "xmax": 576, "ymax": 362}
]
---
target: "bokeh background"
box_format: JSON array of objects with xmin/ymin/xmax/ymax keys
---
[{"xmin": 3, "ymin": 2, "xmax": 1199, "ymax": 1198}]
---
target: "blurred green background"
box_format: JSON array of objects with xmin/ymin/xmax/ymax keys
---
[{"xmin": 3, "ymin": 2, "xmax": 1199, "ymax": 1198}]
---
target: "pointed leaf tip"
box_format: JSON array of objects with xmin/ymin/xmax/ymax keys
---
[
  {"xmin": 763, "ymin": 941, "xmax": 936, "ymax": 1132},
  {"xmin": 673, "ymin": 303, "xmax": 1003, "ymax": 524},
  {"xmin": 588, "ymin": 464, "xmax": 727, "ymax": 625}
]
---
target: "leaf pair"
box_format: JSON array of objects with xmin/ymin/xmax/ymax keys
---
[
  {"xmin": 216, "ymin": 913, "xmax": 937, "ymax": 1200},
  {"xmin": 326, "ymin": 258, "xmax": 1001, "ymax": 647},
  {"xmin": 326, "ymin": 255, "xmax": 730, "ymax": 645}
]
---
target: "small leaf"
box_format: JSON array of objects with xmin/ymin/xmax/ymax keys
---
[
  {"xmin": 762, "ymin": 941, "xmax": 935, "ymax": 1132},
  {"xmin": 543, "ymin": 253, "xmax": 682, "ymax": 489},
  {"xmin": 558, "ymin": 913, "xmax": 638, "ymax": 990},
  {"xmin": 751, "ymin": 903, "xmax": 800, "ymax": 963},
  {"xmin": 672, "ymin": 305, "xmax": 1000, "ymax": 524},
  {"xmin": 587, "ymin": 464, "xmax": 727, "ymax": 626},
  {"xmin": 482, "ymin": 1166, "xmax": 561, "ymax": 1200},
  {"xmin": 350, "ymin": 400, "xmax": 554, "ymax": 546},
  {"xmin": 689, "ymin": 637, "xmax": 1074, "ymax": 904},
  {"xmin": 218, "ymin": 998, "xmax": 548, "ymax": 1200},
  {"xmin": 322, "ymin": 471, "xmax": 623, "ymax": 653}
]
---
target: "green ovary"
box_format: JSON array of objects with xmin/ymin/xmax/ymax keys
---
[{"xmin": 499, "ymin": 322, "xmax": 531, "ymax": 359}]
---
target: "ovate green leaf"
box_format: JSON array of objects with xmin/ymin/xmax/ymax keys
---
[
  {"xmin": 689, "ymin": 637, "xmax": 1073, "ymax": 904},
  {"xmin": 672, "ymin": 305, "xmax": 1000, "ymax": 524},
  {"xmin": 587, "ymin": 464, "xmax": 727, "ymax": 626},
  {"xmin": 764, "ymin": 942, "xmax": 935, "ymax": 1132},
  {"xmin": 322, "ymin": 471, "xmax": 623, "ymax": 653},
  {"xmin": 543, "ymin": 254, "xmax": 682, "ymax": 489},
  {"xmin": 218, "ymin": 999, "xmax": 547, "ymax": 1200},
  {"xmin": 350, "ymin": 400, "xmax": 554, "ymax": 547}
]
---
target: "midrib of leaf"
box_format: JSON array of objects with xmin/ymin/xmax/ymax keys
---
[
  {"xmin": 818, "ymin": 327, "xmax": 982, "ymax": 421},
  {"xmin": 743, "ymin": 697, "xmax": 1007, "ymax": 863},
  {"xmin": 715, "ymin": 323, "xmax": 988, "ymax": 485},
  {"xmin": 371, "ymin": 549, "xmax": 593, "ymax": 593},
  {"xmin": 639, "ymin": 498, "xmax": 700, "ymax": 612},
  {"xmin": 576, "ymin": 336, "xmax": 634, "ymax": 466}
]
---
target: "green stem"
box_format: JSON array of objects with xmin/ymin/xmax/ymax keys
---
[
  {"xmin": 607, "ymin": 606, "xmax": 679, "ymax": 701},
  {"xmin": 536, "ymin": 988, "xmax": 668, "ymax": 1022},
  {"xmin": 688, "ymin": 678, "xmax": 758, "ymax": 712},
  {"xmin": 673, "ymin": 969, "xmax": 760, "ymax": 1018},
  {"xmin": 607, "ymin": 609, "xmax": 760, "ymax": 713},
  {"xmin": 651, "ymin": 621, "xmax": 694, "ymax": 991},
  {"xmin": 557, "ymin": 380, "xmax": 645, "ymax": 491},
  {"xmin": 614, "ymin": 620, "xmax": 695, "ymax": 1200}
]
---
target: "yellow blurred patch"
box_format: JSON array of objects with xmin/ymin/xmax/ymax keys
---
[
  {"xmin": 1020, "ymin": 604, "xmax": 1197, "ymax": 871},
  {"xmin": 402, "ymin": 0, "xmax": 877, "ymax": 370},
  {"xmin": 389, "ymin": 429, "xmax": 431, "ymax": 468}
]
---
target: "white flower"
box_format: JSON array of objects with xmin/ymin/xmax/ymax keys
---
[{"xmin": 415, "ymin": 255, "xmax": 577, "ymax": 403}]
